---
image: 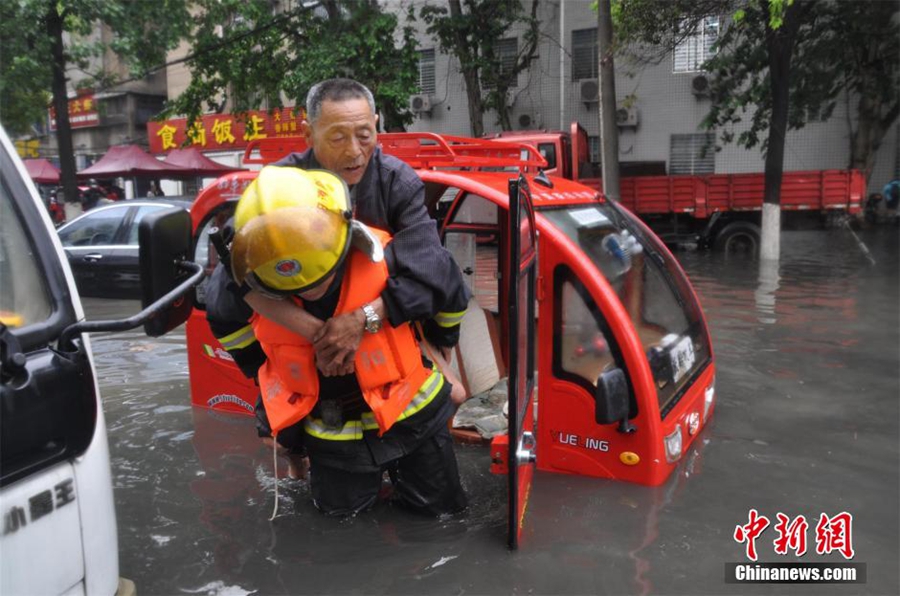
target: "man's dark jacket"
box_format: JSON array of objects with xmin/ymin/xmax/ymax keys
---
[{"xmin": 204, "ymin": 147, "xmax": 469, "ymax": 378}]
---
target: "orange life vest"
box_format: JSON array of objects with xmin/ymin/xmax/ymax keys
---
[{"xmin": 253, "ymin": 230, "xmax": 433, "ymax": 437}]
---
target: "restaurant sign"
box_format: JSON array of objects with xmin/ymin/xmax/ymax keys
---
[
  {"xmin": 147, "ymin": 108, "xmax": 306, "ymax": 154},
  {"xmin": 49, "ymin": 91, "xmax": 99, "ymax": 131}
]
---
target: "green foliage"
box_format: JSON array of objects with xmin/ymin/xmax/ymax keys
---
[
  {"xmin": 165, "ymin": 0, "xmax": 420, "ymax": 131},
  {"xmin": 611, "ymin": 0, "xmax": 723, "ymax": 53},
  {"xmin": 419, "ymin": 0, "xmax": 541, "ymax": 134},
  {"xmin": 703, "ymin": 1, "xmax": 898, "ymax": 156},
  {"xmin": 0, "ymin": 2, "xmax": 51, "ymax": 134},
  {"xmin": 0, "ymin": 0, "xmax": 192, "ymax": 134}
]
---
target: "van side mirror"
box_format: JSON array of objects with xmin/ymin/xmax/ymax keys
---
[
  {"xmin": 58, "ymin": 206, "xmax": 203, "ymax": 352},
  {"xmin": 139, "ymin": 208, "xmax": 194, "ymax": 337},
  {"xmin": 594, "ymin": 368, "xmax": 633, "ymax": 432}
]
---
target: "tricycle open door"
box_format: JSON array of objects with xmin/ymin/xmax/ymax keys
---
[{"xmin": 505, "ymin": 174, "xmax": 538, "ymax": 549}]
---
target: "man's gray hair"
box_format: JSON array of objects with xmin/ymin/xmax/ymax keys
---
[{"xmin": 306, "ymin": 79, "xmax": 376, "ymax": 123}]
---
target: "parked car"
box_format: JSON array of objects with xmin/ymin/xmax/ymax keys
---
[{"xmin": 57, "ymin": 198, "xmax": 192, "ymax": 298}]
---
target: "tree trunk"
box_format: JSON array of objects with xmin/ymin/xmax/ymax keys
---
[
  {"xmin": 498, "ymin": 94, "xmax": 512, "ymax": 131},
  {"xmin": 449, "ymin": 0, "xmax": 484, "ymax": 137},
  {"xmin": 47, "ymin": 7, "xmax": 78, "ymax": 206},
  {"xmin": 850, "ymin": 94, "xmax": 899, "ymax": 182},
  {"xmin": 597, "ymin": 0, "xmax": 620, "ymax": 202},
  {"xmin": 463, "ymin": 73, "xmax": 485, "ymax": 138},
  {"xmin": 760, "ymin": 2, "xmax": 802, "ymax": 262}
]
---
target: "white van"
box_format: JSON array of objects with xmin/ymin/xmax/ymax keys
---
[{"xmin": 0, "ymin": 127, "xmax": 201, "ymax": 595}]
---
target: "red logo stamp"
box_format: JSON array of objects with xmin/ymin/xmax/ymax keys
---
[
  {"xmin": 274, "ymin": 259, "xmax": 301, "ymax": 277},
  {"xmin": 734, "ymin": 510, "xmax": 855, "ymax": 561}
]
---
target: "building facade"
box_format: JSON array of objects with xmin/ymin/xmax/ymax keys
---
[
  {"xmin": 400, "ymin": 0, "xmax": 898, "ymax": 192},
  {"xmin": 23, "ymin": 24, "xmax": 170, "ymax": 174}
]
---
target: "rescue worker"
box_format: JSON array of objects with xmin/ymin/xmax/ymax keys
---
[
  {"xmin": 204, "ymin": 78, "xmax": 469, "ymax": 475},
  {"xmin": 231, "ymin": 165, "xmax": 468, "ymax": 517}
]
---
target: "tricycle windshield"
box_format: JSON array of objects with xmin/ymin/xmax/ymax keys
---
[{"xmin": 542, "ymin": 204, "xmax": 710, "ymax": 415}]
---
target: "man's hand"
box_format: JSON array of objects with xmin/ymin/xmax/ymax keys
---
[
  {"xmin": 313, "ymin": 309, "xmax": 366, "ymax": 376},
  {"xmin": 262, "ymin": 437, "xmax": 309, "ymax": 479}
]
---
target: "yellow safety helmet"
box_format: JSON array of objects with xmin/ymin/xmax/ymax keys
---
[{"xmin": 231, "ymin": 166, "xmax": 352, "ymax": 295}]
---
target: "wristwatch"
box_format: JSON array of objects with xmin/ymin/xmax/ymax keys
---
[{"xmin": 362, "ymin": 303, "xmax": 382, "ymax": 334}]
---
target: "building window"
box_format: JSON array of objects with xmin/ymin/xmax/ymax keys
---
[
  {"xmin": 588, "ymin": 136, "xmax": 600, "ymax": 163},
  {"xmin": 673, "ymin": 17, "xmax": 719, "ymax": 73},
  {"xmin": 669, "ymin": 133, "xmax": 715, "ymax": 174},
  {"xmin": 572, "ymin": 28, "xmax": 598, "ymax": 81},
  {"xmin": 497, "ymin": 38, "xmax": 519, "ymax": 88},
  {"xmin": 418, "ymin": 49, "xmax": 436, "ymax": 95},
  {"xmin": 104, "ymin": 96, "xmax": 126, "ymax": 117}
]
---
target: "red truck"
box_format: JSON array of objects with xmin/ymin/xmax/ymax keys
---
[{"xmin": 486, "ymin": 123, "xmax": 866, "ymax": 253}]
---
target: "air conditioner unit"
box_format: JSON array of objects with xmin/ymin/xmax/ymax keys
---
[
  {"xmin": 579, "ymin": 79, "xmax": 599, "ymax": 104},
  {"xmin": 691, "ymin": 74, "xmax": 711, "ymax": 97},
  {"xmin": 615, "ymin": 105, "xmax": 638, "ymax": 127},
  {"xmin": 409, "ymin": 94, "xmax": 432, "ymax": 114},
  {"xmin": 518, "ymin": 114, "xmax": 533, "ymax": 129}
]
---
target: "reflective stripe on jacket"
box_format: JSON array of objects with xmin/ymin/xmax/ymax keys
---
[
  {"xmin": 218, "ymin": 324, "xmax": 256, "ymax": 351},
  {"xmin": 254, "ymin": 229, "xmax": 433, "ymax": 437},
  {"xmin": 302, "ymin": 366, "xmax": 444, "ymax": 441}
]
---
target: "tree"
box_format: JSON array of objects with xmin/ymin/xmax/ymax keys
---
[
  {"xmin": 0, "ymin": 0, "xmax": 192, "ymax": 205},
  {"xmin": 823, "ymin": 2, "xmax": 899, "ymax": 178},
  {"xmin": 704, "ymin": 1, "xmax": 899, "ymax": 180},
  {"xmin": 164, "ymin": 0, "xmax": 420, "ymax": 133},
  {"xmin": 613, "ymin": 0, "xmax": 899, "ymax": 260},
  {"xmin": 420, "ymin": 0, "xmax": 541, "ymax": 137}
]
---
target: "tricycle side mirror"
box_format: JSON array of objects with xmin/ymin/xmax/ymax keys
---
[
  {"xmin": 594, "ymin": 368, "xmax": 633, "ymax": 432},
  {"xmin": 139, "ymin": 207, "xmax": 194, "ymax": 337}
]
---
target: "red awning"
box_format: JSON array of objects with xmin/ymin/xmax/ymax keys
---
[
  {"xmin": 77, "ymin": 145, "xmax": 193, "ymax": 179},
  {"xmin": 161, "ymin": 148, "xmax": 244, "ymax": 177},
  {"xmin": 23, "ymin": 158, "xmax": 60, "ymax": 184}
]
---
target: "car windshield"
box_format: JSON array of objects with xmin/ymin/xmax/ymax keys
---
[
  {"xmin": 58, "ymin": 206, "xmax": 125, "ymax": 247},
  {"xmin": 542, "ymin": 203, "xmax": 711, "ymax": 415}
]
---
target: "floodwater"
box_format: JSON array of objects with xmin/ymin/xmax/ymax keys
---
[{"xmin": 84, "ymin": 227, "xmax": 899, "ymax": 596}]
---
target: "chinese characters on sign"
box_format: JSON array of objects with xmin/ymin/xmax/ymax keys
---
[
  {"xmin": 49, "ymin": 91, "xmax": 100, "ymax": 131},
  {"xmin": 734, "ymin": 510, "xmax": 855, "ymax": 561},
  {"xmin": 14, "ymin": 139, "xmax": 40, "ymax": 159},
  {"xmin": 147, "ymin": 108, "xmax": 305, "ymax": 154}
]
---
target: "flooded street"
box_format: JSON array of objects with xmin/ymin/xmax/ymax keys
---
[{"xmin": 85, "ymin": 227, "xmax": 899, "ymax": 596}]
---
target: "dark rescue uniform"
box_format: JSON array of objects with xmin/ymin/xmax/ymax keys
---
[{"xmin": 274, "ymin": 263, "xmax": 467, "ymax": 516}]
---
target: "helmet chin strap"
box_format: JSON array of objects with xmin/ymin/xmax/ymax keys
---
[
  {"xmin": 350, "ymin": 220, "xmax": 383, "ymax": 263},
  {"xmin": 244, "ymin": 272, "xmax": 289, "ymax": 300}
]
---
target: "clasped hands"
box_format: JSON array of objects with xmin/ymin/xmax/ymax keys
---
[{"xmin": 310, "ymin": 309, "xmax": 366, "ymax": 377}]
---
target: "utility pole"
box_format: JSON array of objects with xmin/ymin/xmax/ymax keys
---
[{"xmin": 597, "ymin": 0, "xmax": 620, "ymax": 202}]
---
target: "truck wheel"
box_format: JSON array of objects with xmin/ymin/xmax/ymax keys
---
[{"xmin": 713, "ymin": 221, "xmax": 761, "ymax": 255}]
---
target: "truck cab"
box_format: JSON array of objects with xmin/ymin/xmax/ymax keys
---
[
  {"xmin": 183, "ymin": 132, "xmax": 716, "ymax": 547},
  {"xmin": 484, "ymin": 122, "xmax": 590, "ymax": 182},
  {"xmin": 1, "ymin": 126, "xmax": 202, "ymax": 593}
]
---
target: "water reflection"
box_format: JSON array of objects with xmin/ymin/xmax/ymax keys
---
[{"xmin": 754, "ymin": 258, "xmax": 780, "ymax": 325}]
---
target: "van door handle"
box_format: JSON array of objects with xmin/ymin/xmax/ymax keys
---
[{"xmin": 83, "ymin": 253, "xmax": 103, "ymax": 262}]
